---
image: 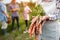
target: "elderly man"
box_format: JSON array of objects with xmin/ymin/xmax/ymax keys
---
[
  {"xmin": 0, "ymin": 0, "xmax": 9, "ymax": 35},
  {"xmin": 38, "ymin": 0, "xmax": 60, "ymax": 40}
]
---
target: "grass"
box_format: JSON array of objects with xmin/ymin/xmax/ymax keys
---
[{"xmin": 0, "ymin": 12, "xmax": 35, "ymax": 40}]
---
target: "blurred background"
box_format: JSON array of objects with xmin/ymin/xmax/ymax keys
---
[
  {"xmin": 0, "ymin": 0, "xmax": 45, "ymax": 40},
  {"xmin": 3, "ymin": 0, "xmax": 37, "ymax": 4}
]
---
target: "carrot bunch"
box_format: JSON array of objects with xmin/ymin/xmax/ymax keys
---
[
  {"xmin": 29, "ymin": 16, "xmax": 39, "ymax": 38},
  {"xmin": 29, "ymin": 16, "xmax": 48, "ymax": 40}
]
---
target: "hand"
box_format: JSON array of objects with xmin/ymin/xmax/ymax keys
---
[
  {"xmin": 12, "ymin": 8, "xmax": 17, "ymax": 11},
  {"xmin": 6, "ymin": 14, "xmax": 9, "ymax": 18},
  {"xmin": 42, "ymin": 16, "xmax": 49, "ymax": 21},
  {"xmin": 32, "ymin": 16, "xmax": 35, "ymax": 19},
  {"xmin": 4, "ymin": 12, "xmax": 9, "ymax": 18},
  {"xmin": 13, "ymin": 8, "xmax": 20, "ymax": 12},
  {"xmin": 28, "ymin": 9, "xmax": 32, "ymax": 14}
]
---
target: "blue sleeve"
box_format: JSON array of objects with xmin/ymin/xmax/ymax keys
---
[{"xmin": 1, "ymin": 4, "xmax": 7, "ymax": 12}]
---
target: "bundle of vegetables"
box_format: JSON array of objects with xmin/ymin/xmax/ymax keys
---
[
  {"xmin": 30, "ymin": 5, "xmax": 45, "ymax": 16},
  {"xmin": 29, "ymin": 16, "xmax": 49, "ymax": 40}
]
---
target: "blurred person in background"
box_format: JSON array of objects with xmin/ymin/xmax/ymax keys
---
[
  {"xmin": 9, "ymin": 0, "xmax": 20, "ymax": 30},
  {"xmin": 23, "ymin": 2, "xmax": 32, "ymax": 33},
  {"xmin": 0, "ymin": 0, "xmax": 9, "ymax": 35}
]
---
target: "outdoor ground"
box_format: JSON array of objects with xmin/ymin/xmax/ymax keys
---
[{"xmin": 0, "ymin": 12, "xmax": 35, "ymax": 40}]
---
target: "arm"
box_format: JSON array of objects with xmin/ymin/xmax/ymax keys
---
[
  {"xmin": 16, "ymin": 5, "xmax": 20, "ymax": 11},
  {"xmin": 13, "ymin": 4, "xmax": 20, "ymax": 12},
  {"xmin": 28, "ymin": 7, "xmax": 32, "ymax": 13},
  {"xmin": 9, "ymin": 7, "xmax": 17, "ymax": 12},
  {"xmin": 9, "ymin": 4, "xmax": 20, "ymax": 12},
  {"xmin": 47, "ymin": 9, "xmax": 60, "ymax": 20},
  {"xmin": 3, "ymin": 11, "xmax": 9, "ymax": 18},
  {"xmin": 29, "ymin": 8, "xmax": 32, "ymax": 13},
  {"xmin": 2, "ymin": 5, "xmax": 9, "ymax": 18}
]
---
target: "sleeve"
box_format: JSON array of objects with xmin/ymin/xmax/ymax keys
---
[
  {"xmin": 9, "ymin": 4, "xmax": 12, "ymax": 10},
  {"xmin": 49, "ymin": 9, "xmax": 60, "ymax": 20},
  {"xmin": 28, "ymin": 7, "xmax": 31, "ymax": 11},
  {"xmin": 1, "ymin": 4, "xmax": 7, "ymax": 13},
  {"xmin": 42, "ymin": 1, "xmax": 59, "ymax": 20}
]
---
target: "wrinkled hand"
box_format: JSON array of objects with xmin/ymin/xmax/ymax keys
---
[{"xmin": 42, "ymin": 16, "xmax": 49, "ymax": 21}]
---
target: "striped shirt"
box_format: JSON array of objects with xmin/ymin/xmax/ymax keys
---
[{"xmin": 9, "ymin": 4, "xmax": 19, "ymax": 17}]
